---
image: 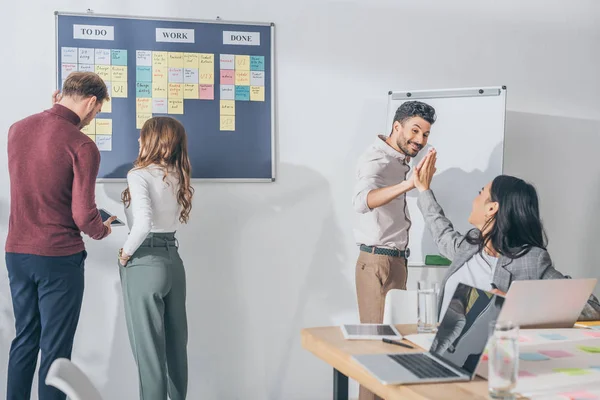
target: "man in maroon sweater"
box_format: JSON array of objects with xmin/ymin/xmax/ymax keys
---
[{"xmin": 5, "ymin": 72, "xmax": 116, "ymax": 400}]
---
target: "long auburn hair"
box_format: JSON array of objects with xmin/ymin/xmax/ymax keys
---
[
  {"xmin": 122, "ymin": 117, "xmax": 194, "ymax": 223},
  {"xmin": 464, "ymin": 175, "xmax": 547, "ymax": 259}
]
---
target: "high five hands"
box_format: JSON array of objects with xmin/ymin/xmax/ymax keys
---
[{"xmin": 414, "ymin": 148, "xmax": 437, "ymax": 192}]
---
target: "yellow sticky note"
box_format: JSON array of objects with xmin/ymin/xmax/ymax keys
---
[
  {"xmin": 184, "ymin": 53, "xmax": 199, "ymax": 69},
  {"xmin": 168, "ymin": 99, "xmax": 184, "ymax": 114},
  {"xmin": 235, "ymin": 55, "xmax": 250, "ymax": 71},
  {"xmin": 168, "ymin": 52, "xmax": 184, "ymax": 68},
  {"xmin": 199, "ymin": 53, "xmax": 214, "ymax": 73},
  {"xmin": 153, "ymin": 51, "xmax": 168, "ymax": 67},
  {"xmin": 152, "ymin": 67, "xmax": 168, "ymax": 84},
  {"xmin": 101, "ymin": 99, "xmax": 112, "ymax": 113},
  {"xmin": 81, "ymin": 120, "xmax": 95, "ymax": 135},
  {"xmin": 136, "ymin": 113, "xmax": 152, "ymax": 129},
  {"xmin": 96, "ymin": 119, "xmax": 112, "ymax": 135},
  {"xmin": 220, "ymin": 100, "xmax": 235, "ymax": 116},
  {"xmin": 95, "ymin": 65, "xmax": 111, "ymax": 80},
  {"xmin": 168, "ymin": 83, "xmax": 183, "ymax": 99},
  {"xmin": 136, "ymin": 98, "xmax": 152, "ymax": 114},
  {"xmin": 112, "ymin": 82, "xmax": 127, "ymax": 98},
  {"xmin": 153, "ymin": 81, "xmax": 168, "ymax": 98},
  {"xmin": 220, "ymin": 116, "xmax": 235, "ymax": 131},
  {"xmin": 184, "ymin": 84, "xmax": 199, "ymax": 99},
  {"xmin": 111, "ymin": 66, "xmax": 127, "ymax": 82},
  {"xmin": 235, "ymin": 71, "xmax": 250, "ymax": 86},
  {"xmin": 199, "ymin": 71, "xmax": 214, "ymax": 84},
  {"xmin": 250, "ymin": 86, "xmax": 265, "ymax": 102}
]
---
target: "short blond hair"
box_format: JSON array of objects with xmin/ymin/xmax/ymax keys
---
[{"xmin": 63, "ymin": 72, "xmax": 110, "ymax": 103}]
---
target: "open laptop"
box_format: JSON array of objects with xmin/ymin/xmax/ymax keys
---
[
  {"xmin": 353, "ymin": 283, "xmax": 505, "ymax": 385},
  {"xmin": 497, "ymin": 278, "xmax": 597, "ymax": 329}
]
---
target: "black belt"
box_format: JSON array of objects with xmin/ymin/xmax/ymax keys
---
[{"xmin": 360, "ymin": 244, "xmax": 410, "ymax": 258}]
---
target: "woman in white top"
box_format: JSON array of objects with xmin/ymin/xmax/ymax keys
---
[{"xmin": 117, "ymin": 117, "xmax": 194, "ymax": 400}]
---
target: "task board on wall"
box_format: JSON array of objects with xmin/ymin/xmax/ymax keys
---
[{"xmin": 55, "ymin": 12, "xmax": 275, "ymax": 181}]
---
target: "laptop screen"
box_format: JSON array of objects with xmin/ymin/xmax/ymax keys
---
[{"xmin": 429, "ymin": 282, "xmax": 505, "ymax": 377}]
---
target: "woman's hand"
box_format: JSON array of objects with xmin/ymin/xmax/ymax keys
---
[
  {"xmin": 118, "ymin": 248, "xmax": 131, "ymax": 267},
  {"xmin": 414, "ymin": 149, "xmax": 437, "ymax": 192}
]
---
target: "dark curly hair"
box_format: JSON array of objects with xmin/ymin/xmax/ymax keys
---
[{"xmin": 392, "ymin": 101, "xmax": 437, "ymax": 129}]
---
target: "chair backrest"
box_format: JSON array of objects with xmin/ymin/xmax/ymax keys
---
[
  {"xmin": 45, "ymin": 358, "xmax": 103, "ymax": 400},
  {"xmin": 383, "ymin": 289, "xmax": 418, "ymax": 325}
]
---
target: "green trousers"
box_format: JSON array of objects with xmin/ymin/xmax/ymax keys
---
[{"xmin": 119, "ymin": 233, "xmax": 188, "ymax": 400}]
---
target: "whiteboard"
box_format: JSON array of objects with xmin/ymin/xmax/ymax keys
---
[{"xmin": 386, "ymin": 87, "xmax": 506, "ymax": 266}]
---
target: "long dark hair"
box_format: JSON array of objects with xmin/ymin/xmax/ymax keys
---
[{"xmin": 465, "ymin": 175, "xmax": 547, "ymax": 259}]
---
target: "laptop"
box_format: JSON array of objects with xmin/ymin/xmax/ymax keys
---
[
  {"xmin": 497, "ymin": 278, "xmax": 597, "ymax": 329},
  {"xmin": 352, "ymin": 283, "xmax": 505, "ymax": 385}
]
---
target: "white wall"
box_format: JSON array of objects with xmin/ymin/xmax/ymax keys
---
[{"xmin": 1, "ymin": 0, "xmax": 599, "ymax": 399}]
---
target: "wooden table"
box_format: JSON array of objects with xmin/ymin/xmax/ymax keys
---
[{"xmin": 301, "ymin": 322, "xmax": 600, "ymax": 400}]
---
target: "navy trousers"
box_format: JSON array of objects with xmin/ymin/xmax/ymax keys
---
[{"xmin": 5, "ymin": 251, "xmax": 86, "ymax": 400}]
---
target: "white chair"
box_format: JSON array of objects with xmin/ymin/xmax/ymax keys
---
[
  {"xmin": 45, "ymin": 358, "xmax": 103, "ymax": 400},
  {"xmin": 383, "ymin": 289, "xmax": 419, "ymax": 325}
]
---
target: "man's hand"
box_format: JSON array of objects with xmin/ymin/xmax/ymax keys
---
[
  {"xmin": 52, "ymin": 90, "xmax": 62, "ymax": 105},
  {"xmin": 414, "ymin": 149, "xmax": 437, "ymax": 192},
  {"xmin": 103, "ymin": 216, "xmax": 117, "ymax": 235},
  {"xmin": 490, "ymin": 288, "xmax": 506, "ymax": 296},
  {"xmin": 407, "ymin": 148, "xmax": 436, "ymax": 190}
]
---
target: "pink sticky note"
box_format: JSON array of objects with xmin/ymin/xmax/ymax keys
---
[
  {"xmin": 584, "ymin": 331, "xmax": 600, "ymax": 338},
  {"xmin": 518, "ymin": 370, "xmax": 535, "ymax": 378},
  {"xmin": 481, "ymin": 354, "xmax": 488, "ymax": 362},
  {"xmin": 561, "ymin": 391, "xmax": 599, "ymax": 400},
  {"xmin": 538, "ymin": 350, "xmax": 573, "ymax": 358},
  {"xmin": 518, "ymin": 335, "xmax": 532, "ymax": 343},
  {"xmin": 220, "ymin": 70, "xmax": 234, "ymax": 85},
  {"xmin": 199, "ymin": 84, "xmax": 214, "ymax": 100}
]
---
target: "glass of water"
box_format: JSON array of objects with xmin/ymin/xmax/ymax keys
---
[
  {"xmin": 488, "ymin": 320, "xmax": 519, "ymax": 399},
  {"xmin": 417, "ymin": 280, "xmax": 438, "ymax": 333}
]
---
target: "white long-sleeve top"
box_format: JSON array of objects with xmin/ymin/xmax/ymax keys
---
[{"xmin": 122, "ymin": 165, "xmax": 182, "ymax": 256}]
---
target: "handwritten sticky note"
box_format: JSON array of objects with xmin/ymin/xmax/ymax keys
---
[
  {"xmin": 220, "ymin": 85, "xmax": 234, "ymax": 100},
  {"xmin": 111, "ymin": 66, "xmax": 127, "ymax": 82},
  {"xmin": 235, "ymin": 71, "xmax": 250, "ymax": 86},
  {"xmin": 152, "ymin": 98, "xmax": 167, "ymax": 114},
  {"xmin": 62, "ymin": 63, "xmax": 77, "ymax": 79},
  {"xmin": 168, "ymin": 52, "xmax": 184, "ymax": 68},
  {"xmin": 61, "ymin": 47, "xmax": 78, "ymax": 63},
  {"xmin": 168, "ymin": 68, "xmax": 184, "ymax": 83},
  {"xmin": 199, "ymin": 72, "xmax": 214, "ymax": 84},
  {"xmin": 95, "ymin": 119, "xmax": 112, "ymax": 135},
  {"xmin": 199, "ymin": 84, "xmax": 214, "ymax": 100},
  {"xmin": 220, "ymin": 70, "xmax": 235, "ymax": 85},
  {"xmin": 554, "ymin": 368, "xmax": 590, "ymax": 376},
  {"xmin": 577, "ymin": 345, "xmax": 600, "ymax": 353},
  {"xmin": 168, "ymin": 84, "xmax": 183, "ymax": 99},
  {"xmin": 250, "ymin": 86, "xmax": 265, "ymax": 102},
  {"xmin": 518, "ymin": 370, "xmax": 535, "ymax": 378},
  {"xmin": 136, "ymin": 98, "xmax": 152, "ymax": 114},
  {"xmin": 235, "ymin": 86, "xmax": 250, "ymax": 101},
  {"xmin": 220, "ymin": 100, "xmax": 235, "ymax": 116},
  {"xmin": 136, "ymin": 66, "xmax": 152, "ymax": 82},
  {"xmin": 94, "ymin": 49, "xmax": 111, "ymax": 65},
  {"xmin": 183, "ymin": 84, "xmax": 199, "ymax": 99},
  {"xmin": 539, "ymin": 333, "xmax": 568, "ymax": 340},
  {"xmin": 184, "ymin": 68, "xmax": 199, "ymax": 84},
  {"xmin": 250, "ymin": 55, "xmax": 264, "ymax": 71},
  {"xmin": 112, "ymin": 82, "xmax": 128, "ymax": 98},
  {"xmin": 153, "ymin": 82, "xmax": 168, "ymax": 98},
  {"xmin": 111, "ymin": 49, "xmax": 127, "ymax": 66},
  {"xmin": 235, "ymin": 55, "xmax": 250, "ymax": 71},
  {"xmin": 136, "ymin": 113, "xmax": 152, "ymax": 129},
  {"xmin": 519, "ymin": 352, "xmax": 549, "ymax": 361},
  {"xmin": 101, "ymin": 99, "xmax": 112, "ymax": 113},
  {"xmin": 153, "ymin": 51, "xmax": 168, "ymax": 67},
  {"xmin": 250, "ymin": 71, "xmax": 265, "ymax": 86},
  {"xmin": 184, "ymin": 53, "xmax": 199, "ymax": 69},
  {"xmin": 220, "ymin": 54, "xmax": 234, "ymax": 70},
  {"xmin": 561, "ymin": 391, "xmax": 600, "ymax": 399},
  {"xmin": 81, "ymin": 120, "xmax": 95, "ymax": 135},
  {"xmin": 153, "ymin": 67, "xmax": 168, "ymax": 84},
  {"xmin": 168, "ymin": 99, "xmax": 184, "ymax": 115},
  {"xmin": 95, "ymin": 135, "xmax": 112, "ymax": 151},
  {"xmin": 136, "ymin": 50, "xmax": 152, "ymax": 66},
  {"xmin": 78, "ymin": 48, "xmax": 94, "ymax": 64},
  {"xmin": 539, "ymin": 350, "xmax": 573, "ymax": 358},
  {"xmin": 220, "ymin": 116, "xmax": 235, "ymax": 131},
  {"xmin": 584, "ymin": 332, "xmax": 600, "ymax": 338},
  {"xmin": 78, "ymin": 64, "xmax": 94, "ymax": 72},
  {"xmin": 95, "ymin": 65, "xmax": 111, "ymax": 80},
  {"xmin": 199, "ymin": 53, "xmax": 214, "ymax": 72},
  {"xmin": 136, "ymin": 82, "xmax": 152, "ymax": 98}
]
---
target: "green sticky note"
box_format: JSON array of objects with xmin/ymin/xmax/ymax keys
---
[
  {"xmin": 577, "ymin": 345, "xmax": 600, "ymax": 353},
  {"xmin": 554, "ymin": 368, "xmax": 590, "ymax": 376}
]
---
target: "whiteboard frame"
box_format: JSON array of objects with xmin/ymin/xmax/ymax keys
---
[
  {"xmin": 386, "ymin": 86, "xmax": 507, "ymax": 267},
  {"xmin": 55, "ymin": 11, "xmax": 277, "ymax": 183}
]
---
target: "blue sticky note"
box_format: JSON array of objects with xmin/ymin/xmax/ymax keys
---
[
  {"xmin": 591, "ymin": 326, "xmax": 600, "ymax": 330},
  {"xmin": 591, "ymin": 366, "xmax": 600, "ymax": 371},
  {"xmin": 520, "ymin": 352, "xmax": 550, "ymax": 361},
  {"xmin": 111, "ymin": 49, "xmax": 128, "ymax": 66},
  {"xmin": 235, "ymin": 85, "xmax": 250, "ymax": 101},
  {"xmin": 136, "ymin": 82, "xmax": 152, "ymax": 98},
  {"xmin": 540, "ymin": 333, "xmax": 568, "ymax": 340},
  {"xmin": 136, "ymin": 66, "xmax": 152, "ymax": 82},
  {"xmin": 250, "ymin": 56, "xmax": 264, "ymax": 71}
]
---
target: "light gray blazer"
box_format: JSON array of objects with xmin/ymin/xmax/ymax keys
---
[{"xmin": 417, "ymin": 189, "xmax": 600, "ymax": 321}]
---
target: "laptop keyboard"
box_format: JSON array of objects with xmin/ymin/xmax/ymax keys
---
[{"xmin": 388, "ymin": 353, "xmax": 460, "ymax": 379}]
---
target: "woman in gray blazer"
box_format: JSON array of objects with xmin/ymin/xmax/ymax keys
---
[{"xmin": 414, "ymin": 149, "xmax": 600, "ymax": 321}]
